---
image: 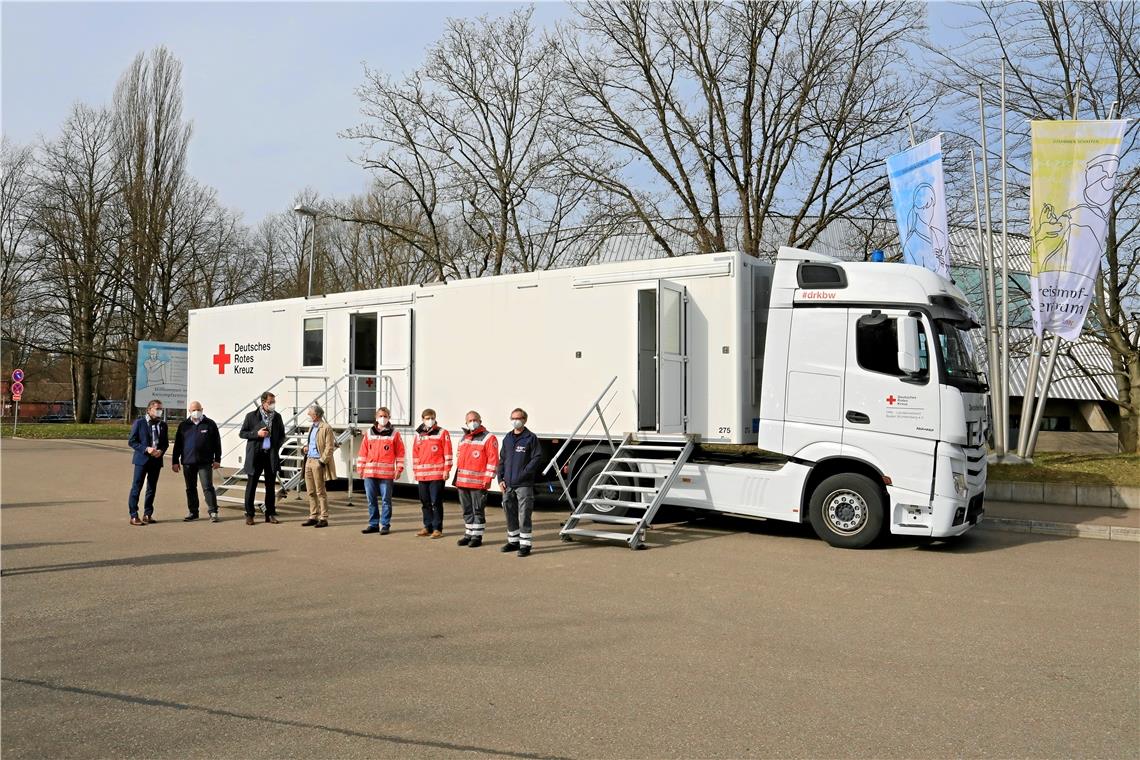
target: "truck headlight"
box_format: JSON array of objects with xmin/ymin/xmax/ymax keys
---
[{"xmin": 953, "ymin": 472, "xmax": 967, "ymax": 496}]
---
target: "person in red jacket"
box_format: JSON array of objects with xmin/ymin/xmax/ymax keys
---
[
  {"xmin": 454, "ymin": 410, "xmax": 499, "ymax": 548},
  {"xmin": 412, "ymin": 407, "xmax": 452, "ymax": 538},
  {"xmin": 357, "ymin": 406, "xmax": 405, "ymax": 535}
]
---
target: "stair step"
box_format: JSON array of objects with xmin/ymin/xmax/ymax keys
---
[
  {"xmin": 573, "ymin": 514, "xmax": 642, "ymax": 525},
  {"xmin": 561, "ymin": 528, "xmax": 638, "ymax": 542},
  {"xmin": 611, "ymin": 457, "xmax": 681, "ymax": 465},
  {"xmin": 216, "ymin": 495, "xmax": 252, "ymax": 504},
  {"xmin": 582, "ymin": 498, "xmax": 647, "ymax": 509},
  {"xmin": 622, "ymin": 444, "xmax": 688, "ymax": 452},
  {"xmin": 602, "ymin": 470, "xmax": 667, "ymax": 478},
  {"xmin": 587, "ymin": 483, "xmax": 659, "ymax": 494}
]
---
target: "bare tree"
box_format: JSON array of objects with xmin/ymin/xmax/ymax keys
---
[
  {"xmin": 0, "ymin": 140, "xmax": 45, "ymax": 375},
  {"xmin": 34, "ymin": 105, "xmax": 123, "ymax": 422},
  {"xmin": 556, "ymin": 1, "xmax": 934, "ymax": 258},
  {"xmin": 346, "ymin": 7, "xmax": 599, "ymax": 279},
  {"xmin": 931, "ymin": 1, "xmax": 1140, "ymax": 453}
]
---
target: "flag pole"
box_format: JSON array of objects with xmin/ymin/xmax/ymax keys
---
[
  {"xmin": 1016, "ymin": 335, "xmax": 1044, "ymax": 456},
  {"xmin": 978, "ymin": 83, "xmax": 1002, "ymax": 455},
  {"xmin": 971, "ymin": 147, "xmax": 995, "ymax": 375},
  {"xmin": 998, "ymin": 61, "xmax": 1010, "ymax": 457},
  {"xmin": 906, "ymin": 112, "xmax": 917, "ymax": 147}
]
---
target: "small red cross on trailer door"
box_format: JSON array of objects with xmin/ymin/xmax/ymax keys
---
[
  {"xmin": 212, "ymin": 344, "xmax": 232, "ymax": 375},
  {"xmin": 365, "ymin": 377, "xmax": 374, "ymax": 388},
  {"xmin": 886, "ymin": 395, "xmax": 897, "ymax": 405}
]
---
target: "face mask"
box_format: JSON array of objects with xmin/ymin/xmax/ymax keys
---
[
  {"xmin": 511, "ymin": 419, "xmax": 524, "ymax": 430},
  {"xmin": 466, "ymin": 421, "xmax": 479, "ymax": 431},
  {"xmin": 150, "ymin": 409, "xmax": 163, "ymax": 420},
  {"xmin": 190, "ymin": 410, "xmax": 203, "ymax": 422},
  {"xmin": 423, "ymin": 418, "xmax": 435, "ymax": 428},
  {"xmin": 266, "ymin": 404, "xmax": 276, "ymax": 413},
  {"xmin": 376, "ymin": 417, "xmax": 389, "ymax": 427}
]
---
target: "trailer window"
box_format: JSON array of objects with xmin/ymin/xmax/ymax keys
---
[
  {"xmin": 855, "ymin": 314, "xmax": 928, "ymax": 379},
  {"xmin": 303, "ymin": 317, "xmax": 324, "ymax": 367}
]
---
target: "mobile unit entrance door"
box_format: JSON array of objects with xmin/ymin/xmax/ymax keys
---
[
  {"xmin": 657, "ymin": 280, "xmax": 687, "ymax": 434},
  {"xmin": 378, "ymin": 310, "xmax": 413, "ymax": 425},
  {"xmin": 349, "ymin": 313, "xmax": 378, "ymax": 423}
]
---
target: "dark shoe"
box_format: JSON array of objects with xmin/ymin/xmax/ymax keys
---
[
  {"xmin": 362, "ymin": 526, "xmax": 380, "ymax": 534},
  {"xmin": 302, "ymin": 519, "xmax": 319, "ymax": 527},
  {"xmin": 500, "ymin": 542, "xmax": 520, "ymax": 553},
  {"xmin": 183, "ymin": 515, "xmax": 199, "ymax": 522},
  {"xmin": 265, "ymin": 516, "xmax": 280, "ymax": 524},
  {"xmin": 517, "ymin": 545, "xmax": 532, "ymax": 558},
  {"xmin": 457, "ymin": 535, "xmax": 471, "ymax": 546},
  {"xmin": 209, "ymin": 513, "xmax": 220, "ymax": 523},
  {"xmin": 468, "ymin": 536, "xmax": 483, "ymax": 548},
  {"xmin": 245, "ymin": 516, "xmax": 256, "ymax": 525},
  {"xmin": 380, "ymin": 526, "xmax": 390, "ymax": 535},
  {"xmin": 315, "ymin": 520, "xmax": 328, "ymax": 528},
  {"xmin": 142, "ymin": 515, "xmax": 156, "ymax": 524},
  {"xmin": 130, "ymin": 517, "xmax": 144, "ymax": 526}
]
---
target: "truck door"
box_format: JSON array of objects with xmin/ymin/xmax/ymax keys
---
[
  {"xmin": 657, "ymin": 280, "xmax": 687, "ymax": 434},
  {"xmin": 843, "ymin": 309, "xmax": 940, "ymax": 497}
]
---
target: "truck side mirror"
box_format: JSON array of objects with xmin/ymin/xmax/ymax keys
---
[{"xmin": 897, "ymin": 316, "xmax": 922, "ymax": 376}]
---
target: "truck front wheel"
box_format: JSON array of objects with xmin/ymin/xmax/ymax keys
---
[{"xmin": 808, "ymin": 473, "xmax": 884, "ymax": 549}]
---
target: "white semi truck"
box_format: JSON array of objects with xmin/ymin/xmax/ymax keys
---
[{"xmin": 186, "ymin": 246, "xmax": 987, "ymax": 548}]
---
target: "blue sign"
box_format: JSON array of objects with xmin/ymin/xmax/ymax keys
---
[{"xmin": 135, "ymin": 341, "xmax": 188, "ymax": 409}]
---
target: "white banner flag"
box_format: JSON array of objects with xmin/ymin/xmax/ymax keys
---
[
  {"xmin": 886, "ymin": 135, "xmax": 951, "ymax": 279},
  {"xmin": 1030, "ymin": 119, "xmax": 1127, "ymax": 340}
]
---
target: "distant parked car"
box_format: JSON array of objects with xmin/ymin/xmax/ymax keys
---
[{"xmin": 95, "ymin": 400, "xmax": 126, "ymax": 420}]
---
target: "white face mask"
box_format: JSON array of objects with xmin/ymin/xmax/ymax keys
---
[
  {"xmin": 376, "ymin": 417, "xmax": 389, "ymax": 426},
  {"xmin": 423, "ymin": 418, "xmax": 435, "ymax": 428},
  {"xmin": 466, "ymin": 420, "xmax": 479, "ymax": 431},
  {"xmin": 150, "ymin": 408, "xmax": 163, "ymax": 420},
  {"xmin": 190, "ymin": 410, "xmax": 203, "ymax": 422},
  {"xmin": 266, "ymin": 404, "xmax": 276, "ymax": 413},
  {"xmin": 511, "ymin": 419, "xmax": 524, "ymax": 430}
]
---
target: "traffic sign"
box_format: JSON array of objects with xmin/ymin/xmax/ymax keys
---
[
  {"xmin": 11, "ymin": 368, "xmax": 24, "ymax": 383},
  {"xmin": 10, "ymin": 381, "xmax": 24, "ymax": 396},
  {"xmin": 11, "ymin": 393, "xmax": 21, "ymax": 402}
]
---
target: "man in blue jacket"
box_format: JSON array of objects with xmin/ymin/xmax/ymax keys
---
[
  {"xmin": 127, "ymin": 399, "xmax": 168, "ymax": 526},
  {"xmin": 496, "ymin": 407, "xmax": 543, "ymax": 557}
]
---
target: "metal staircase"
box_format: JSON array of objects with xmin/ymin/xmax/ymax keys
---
[
  {"xmin": 544, "ymin": 377, "xmax": 694, "ymax": 549},
  {"xmin": 560, "ymin": 434, "xmax": 693, "ymax": 549}
]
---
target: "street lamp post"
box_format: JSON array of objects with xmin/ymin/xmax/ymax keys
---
[{"xmin": 293, "ymin": 204, "xmax": 319, "ymax": 298}]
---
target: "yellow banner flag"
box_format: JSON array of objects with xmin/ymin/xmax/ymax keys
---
[{"xmin": 1029, "ymin": 119, "xmax": 1126, "ymax": 340}]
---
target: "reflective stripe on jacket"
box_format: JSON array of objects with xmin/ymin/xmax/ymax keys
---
[
  {"xmin": 455, "ymin": 427, "xmax": 499, "ymax": 490},
  {"xmin": 356, "ymin": 426, "xmax": 405, "ymax": 480},
  {"xmin": 412, "ymin": 425, "xmax": 453, "ymax": 481}
]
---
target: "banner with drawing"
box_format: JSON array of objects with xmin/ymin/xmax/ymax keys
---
[
  {"xmin": 134, "ymin": 341, "xmax": 188, "ymax": 409},
  {"xmin": 886, "ymin": 135, "xmax": 951, "ymax": 279},
  {"xmin": 1030, "ymin": 119, "xmax": 1126, "ymax": 340}
]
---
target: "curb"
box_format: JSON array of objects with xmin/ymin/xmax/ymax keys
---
[
  {"xmin": 980, "ymin": 517, "xmax": 1140, "ymax": 542},
  {"xmin": 986, "ymin": 480, "xmax": 1140, "ymax": 509}
]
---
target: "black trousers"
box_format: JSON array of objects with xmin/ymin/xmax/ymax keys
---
[
  {"xmin": 245, "ymin": 451, "xmax": 276, "ymax": 517},
  {"xmin": 182, "ymin": 463, "xmax": 218, "ymax": 516}
]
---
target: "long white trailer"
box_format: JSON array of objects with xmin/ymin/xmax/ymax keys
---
[{"xmin": 187, "ymin": 247, "xmax": 988, "ymax": 548}]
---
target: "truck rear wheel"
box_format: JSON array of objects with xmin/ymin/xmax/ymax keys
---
[
  {"xmin": 808, "ymin": 473, "xmax": 884, "ymax": 549},
  {"xmin": 574, "ymin": 458, "xmax": 631, "ymax": 517}
]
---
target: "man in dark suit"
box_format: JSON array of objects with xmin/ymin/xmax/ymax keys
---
[
  {"xmin": 127, "ymin": 399, "xmax": 168, "ymax": 526},
  {"xmin": 172, "ymin": 400, "xmax": 223, "ymax": 523},
  {"xmin": 239, "ymin": 391, "xmax": 286, "ymax": 525}
]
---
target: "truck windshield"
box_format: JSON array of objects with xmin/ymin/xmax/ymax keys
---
[{"xmin": 935, "ymin": 319, "xmax": 986, "ymax": 391}]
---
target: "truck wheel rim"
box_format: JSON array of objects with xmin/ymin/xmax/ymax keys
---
[
  {"xmin": 824, "ymin": 489, "xmax": 868, "ymax": 535},
  {"xmin": 592, "ymin": 476, "xmax": 619, "ymax": 512}
]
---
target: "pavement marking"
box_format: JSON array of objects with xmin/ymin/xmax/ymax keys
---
[{"xmin": 2, "ymin": 676, "xmax": 574, "ymax": 760}]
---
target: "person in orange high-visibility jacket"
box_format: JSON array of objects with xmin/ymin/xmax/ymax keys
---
[
  {"xmin": 356, "ymin": 406, "xmax": 405, "ymax": 535},
  {"xmin": 453, "ymin": 410, "xmax": 499, "ymax": 549},
  {"xmin": 412, "ymin": 408, "xmax": 452, "ymax": 538}
]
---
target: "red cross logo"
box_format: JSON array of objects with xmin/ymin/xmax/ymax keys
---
[
  {"xmin": 886, "ymin": 395, "xmax": 897, "ymax": 405},
  {"xmin": 365, "ymin": 377, "xmax": 374, "ymax": 388},
  {"xmin": 212, "ymin": 344, "xmax": 232, "ymax": 375}
]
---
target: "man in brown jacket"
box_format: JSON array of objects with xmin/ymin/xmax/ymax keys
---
[{"xmin": 300, "ymin": 404, "xmax": 338, "ymax": 528}]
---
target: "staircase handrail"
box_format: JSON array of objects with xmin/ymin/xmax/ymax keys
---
[{"xmin": 542, "ymin": 375, "xmax": 619, "ymax": 477}]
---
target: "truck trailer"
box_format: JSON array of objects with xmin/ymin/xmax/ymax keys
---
[{"xmin": 186, "ymin": 246, "xmax": 988, "ymax": 548}]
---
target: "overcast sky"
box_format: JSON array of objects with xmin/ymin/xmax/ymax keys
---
[{"xmin": 2, "ymin": 1, "xmax": 965, "ymax": 226}]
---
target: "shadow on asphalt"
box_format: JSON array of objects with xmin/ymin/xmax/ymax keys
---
[
  {"xmin": 1, "ymin": 550, "xmax": 275, "ymax": 578},
  {"xmin": 0, "ymin": 499, "xmax": 110, "ymax": 510},
  {"xmin": 2, "ymin": 541, "xmax": 92, "ymax": 551}
]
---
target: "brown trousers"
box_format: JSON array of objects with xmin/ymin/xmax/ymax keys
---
[{"xmin": 305, "ymin": 458, "xmax": 329, "ymax": 520}]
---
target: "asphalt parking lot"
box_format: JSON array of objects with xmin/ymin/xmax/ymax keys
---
[{"xmin": 2, "ymin": 438, "xmax": 1138, "ymax": 758}]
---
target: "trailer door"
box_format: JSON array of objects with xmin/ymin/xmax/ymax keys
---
[
  {"xmin": 657, "ymin": 280, "xmax": 687, "ymax": 434},
  {"xmin": 378, "ymin": 309, "xmax": 413, "ymax": 425},
  {"xmin": 349, "ymin": 313, "xmax": 378, "ymax": 423}
]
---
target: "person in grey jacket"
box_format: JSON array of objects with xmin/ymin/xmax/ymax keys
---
[{"xmin": 238, "ymin": 391, "xmax": 286, "ymax": 525}]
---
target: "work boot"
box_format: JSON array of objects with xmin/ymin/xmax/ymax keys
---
[
  {"xmin": 468, "ymin": 536, "xmax": 483, "ymax": 548},
  {"xmin": 517, "ymin": 545, "xmax": 532, "ymax": 558},
  {"xmin": 500, "ymin": 542, "xmax": 520, "ymax": 553},
  {"xmin": 457, "ymin": 535, "xmax": 471, "ymax": 547}
]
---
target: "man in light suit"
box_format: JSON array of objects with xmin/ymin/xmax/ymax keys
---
[
  {"xmin": 127, "ymin": 399, "xmax": 168, "ymax": 526},
  {"xmin": 239, "ymin": 391, "xmax": 286, "ymax": 525}
]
